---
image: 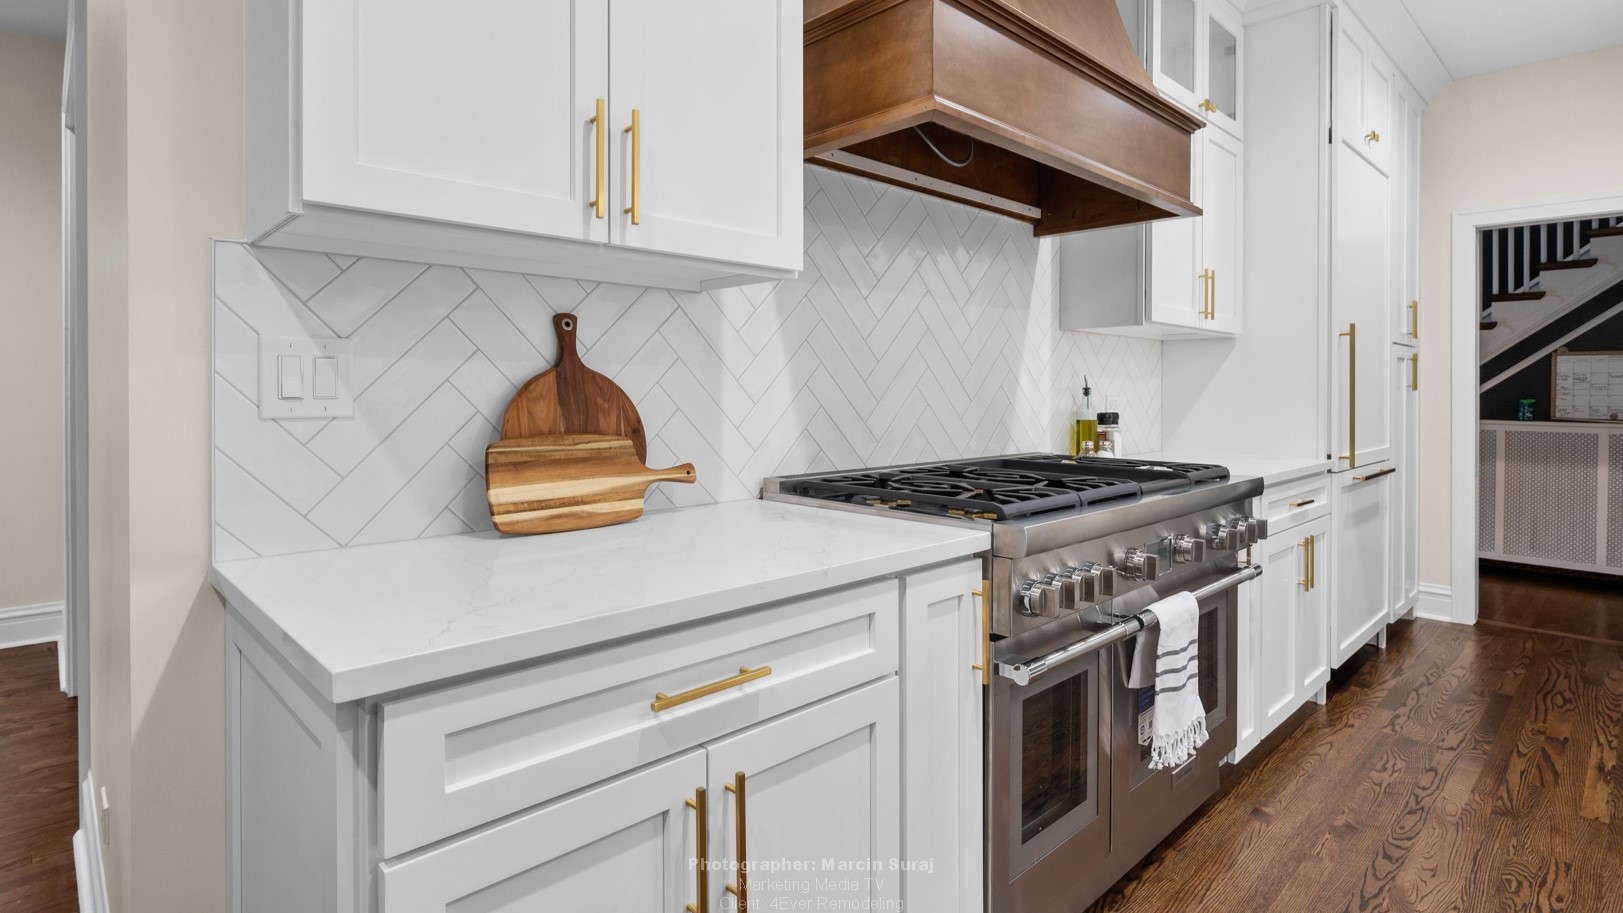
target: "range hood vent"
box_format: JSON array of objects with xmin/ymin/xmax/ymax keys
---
[{"xmin": 805, "ymin": 0, "xmax": 1203, "ymax": 235}]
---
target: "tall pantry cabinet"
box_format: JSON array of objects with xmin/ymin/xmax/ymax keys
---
[{"xmin": 1165, "ymin": 0, "xmax": 1424, "ymax": 736}]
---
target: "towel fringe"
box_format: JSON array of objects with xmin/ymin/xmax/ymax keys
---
[{"xmin": 1147, "ymin": 717, "xmax": 1209, "ymax": 770}]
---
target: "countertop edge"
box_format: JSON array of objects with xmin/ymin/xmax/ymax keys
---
[{"xmin": 212, "ymin": 527, "xmax": 988, "ymax": 704}]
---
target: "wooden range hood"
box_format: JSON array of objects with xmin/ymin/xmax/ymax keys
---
[{"xmin": 805, "ymin": 0, "xmax": 1204, "ymax": 235}]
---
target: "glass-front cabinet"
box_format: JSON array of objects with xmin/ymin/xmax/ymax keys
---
[{"xmin": 1116, "ymin": 0, "xmax": 1243, "ymax": 138}]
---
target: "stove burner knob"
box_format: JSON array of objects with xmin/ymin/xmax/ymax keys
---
[
  {"xmin": 1119, "ymin": 547, "xmax": 1160, "ymax": 581},
  {"xmin": 1238, "ymin": 516, "xmax": 1269, "ymax": 544},
  {"xmin": 1018, "ymin": 578, "xmax": 1062, "ymax": 617},
  {"xmin": 1057, "ymin": 564, "xmax": 1115, "ymax": 606},
  {"xmin": 1172, "ymin": 534, "xmax": 1206, "ymax": 564},
  {"xmin": 1210, "ymin": 522, "xmax": 1243, "ymax": 551}
]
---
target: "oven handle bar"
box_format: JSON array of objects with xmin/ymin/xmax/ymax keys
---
[{"xmin": 994, "ymin": 564, "xmax": 1263, "ymax": 686}]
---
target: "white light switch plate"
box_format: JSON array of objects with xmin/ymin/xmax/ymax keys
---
[{"xmin": 259, "ymin": 336, "xmax": 355, "ymax": 419}]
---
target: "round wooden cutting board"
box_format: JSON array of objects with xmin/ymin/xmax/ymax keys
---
[{"xmin": 499, "ymin": 313, "xmax": 647, "ymax": 461}]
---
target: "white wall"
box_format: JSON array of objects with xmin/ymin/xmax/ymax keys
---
[
  {"xmin": 1418, "ymin": 45, "xmax": 1623, "ymax": 588},
  {"xmin": 211, "ymin": 168, "xmax": 1164, "ymax": 558},
  {"xmin": 0, "ymin": 30, "xmax": 65, "ymax": 612},
  {"xmin": 86, "ymin": 0, "xmax": 241, "ymax": 909}
]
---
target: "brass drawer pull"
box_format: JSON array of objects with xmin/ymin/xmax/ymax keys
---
[
  {"xmin": 1299, "ymin": 536, "xmax": 1313, "ymax": 590},
  {"xmin": 686, "ymin": 787, "xmax": 708, "ymax": 913},
  {"xmin": 971, "ymin": 580, "xmax": 990, "ymax": 685},
  {"xmin": 1352, "ymin": 467, "xmax": 1396, "ymax": 483},
  {"xmin": 1339, "ymin": 323, "xmax": 1357, "ymax": 467},
  {"xmin": 725, "ymin": 771, "xmax": 748, "ymax": 911},
  {"xmin": 1288, "ymin": 498, "xmax": 1316, "ymax": 508},
  {"xmin": 652, "ymin": 666, "xmax": 772, "ymax": 712}
]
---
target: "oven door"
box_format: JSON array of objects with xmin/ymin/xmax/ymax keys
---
[
  {"xmin": 1113, "ymin": 579, "xmax": 1239, "ymax": 858},
  {"xmin": 988, "ymin": 639, "xmax": 1111, "ymax": 910}
]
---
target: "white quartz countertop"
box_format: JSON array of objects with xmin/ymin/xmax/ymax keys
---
[
  {"xmin": 211, "ymin": 499, "xmax": 988, "ymax": 704},
  {"xmin": 1137, "ymin": 451, "xmax": 1333, "ymax": 488}
]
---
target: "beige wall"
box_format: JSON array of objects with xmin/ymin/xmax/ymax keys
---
[
  {"xmin": 0, "ymin": 30, "xmax": 65, "ymax": 611},
  {"xmin": 1417, "ymin": 45, "xmax": 1623, "ymax": 591},
  {"xmin": 87, "ymin": 0, "xmax": 242, "ymax": 909}
]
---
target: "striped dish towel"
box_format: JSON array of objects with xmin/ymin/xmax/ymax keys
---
[{"xmin": 1146, "ymin": 591, "xmax": 1208, "ymax": 770}]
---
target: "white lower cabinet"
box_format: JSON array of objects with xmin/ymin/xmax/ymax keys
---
[
  {"xmin": 1331, "ymin": 465, "xmax": 1394, "ymax": 667},
  {"xmin": 1239, "ymin": 474, "xmax": 1331, "ymax": 756},
  {"xmin": 706, "ymin": 680, "xmax": 900, "ymax": 911},
  {"xmin": 380, "ymin": 750, "xmax": 703, "ymax": 913},
  {"xmin": 226, "ymin": 560, "xmax": 984, "ymax": 913}
]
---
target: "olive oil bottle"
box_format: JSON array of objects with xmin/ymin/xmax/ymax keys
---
[{"xmin": 1071, "ymin": 377, "xmax": 1098, "ymax": 456}]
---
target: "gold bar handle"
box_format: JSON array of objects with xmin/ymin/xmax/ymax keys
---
[
  {"xmin": 1408, "ymin": 300, "xmax": 1419, "ymax": 339},
  {"xmin": 623, "ymin": 108, "xmax": 641, "ymax": 225},
  {"xmin": 652, "ymin": 666, "xmax": 771, "ymax": 712},
  {"xmin": 1299, "ymin": 536, "xmax": 1313, "ymax": 590},
  {"xmin": 589, "ymin": 98, "xmax": 605, "ymax": 219},
  {"xmin": 686, "ymin": 787, "xmax": 708, "ymax": 913},
  {"xmin": 1289, "ymin": 498, "xmax": 1316, "ymax": 508},
  {"xmin": 725, "ymin": 772, "xmax": 748, "ymax": 912},
  {"xmin": 1353, "ymin": 466, "xmax": 1396, "ymax": 483},
  {"xmin": 1308, "ymin": 535, "xmax": 1316, "ymax": 590},
  {"xmin": 1208, "ymin": 268, "xmax": 1217, "ymax": 319},
  {"xmin": 1339, "ymin": 323, "xmax": 1357, "ymax": 467},
  {"xmin": 1410, "ymin": 352, "xmax": 1419, "ymax": 392},
  {"xmin": 970, "ymin": 580, "xmax": 990, "ymax": 685}
]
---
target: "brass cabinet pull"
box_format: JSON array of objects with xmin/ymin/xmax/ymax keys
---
[
  {"xmin": 686, "ymin": 788, "xmax": 708, "ymax": 913},
  {"xmin": 1198, "ymin": 269, "xmax": 1215, "ymax": 320},
  {"xmin": 1308, "ymin": 535, "xmax": 1316, "ymax": 590},
  {"xmin": 1408, "ymin": 300, "xmax": 1419, "ymax": 339},
  {"xmin": 1209, "ymin": 268, "xmax": 1217, "ymax": 319},
  {"xmin": 1353, "ymin": 466, "xmax": 1396, "ymax": 483},
  {"xmin": 970, "ymin": 579, "xmax": 990, "ymax": 685},
  {"xmin": 1366, "ymin": 129, "xmax": 1381, "ymax": 143},
  {"xmin": 623, "ymin": 108, "xmax": 642, "ymax": 225},
  {"xmin": 652, "ymin": 666, "xmax": 772, "ymax": 712},
  {"xmin": 725, "ymin": 772, "xmax": 748, "ymax": 911},
  {"xmin": 1339, "ymin": 323, "xmax": 1357, "ymax": 467},
  {"xmin": 1299, "ymin": 536, "xmax": 1313, "ymax": 590},
  {"xmin": 589, "ymin": 98, "xmax": 606, "ymax": 219},
  {"xmin": 1410, "ymin": 352, "xmax": 1419, "ymax": 392},
  {"xmin": 1289, "ymin": 498, "xmax": 1316, "ymax": 508}
]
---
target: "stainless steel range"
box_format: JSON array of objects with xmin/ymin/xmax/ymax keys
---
[{"xmin": 764, "ymin": 453, "xmax": 1267, "ymax": 913}]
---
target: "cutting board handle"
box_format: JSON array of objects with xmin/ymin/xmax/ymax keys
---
[
  {"xmin": 554, "ymin": 313, "xmax": 582, "ymax": 366},
  {"xmin": 648, "ymin": 463, "xmax": 698, "ymax": 485}
]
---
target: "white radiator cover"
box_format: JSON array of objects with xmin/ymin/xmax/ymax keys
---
[{"xmin": 1479, "ymin": 420, "xmax": 1622, "ymax": 574}]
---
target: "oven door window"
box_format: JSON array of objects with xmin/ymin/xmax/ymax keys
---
[{"xmin": 1007, "ymin": 650, "xmax": 1105, "ymax": 875}]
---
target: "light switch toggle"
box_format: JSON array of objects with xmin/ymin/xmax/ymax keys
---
[
  {"xmin": 312, "ymin": 357, "xmax": 338, "ymax": 399},
  {"xmin": 277, "ymin": 354, "xmax": 303, "ymax": 400}
]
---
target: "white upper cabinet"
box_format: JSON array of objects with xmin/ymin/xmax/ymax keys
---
[
  {"xmin": 300, "ymin": 0, "xmax": 608, "ymax": 244},
  {"xmin": 247, "ymin": 0, "xmax": 803, "ymax": 291},
  {"xmin": 607, "ymin": 0, "xmax": 801, "ymax": 271},
  {"xmin": 1392, "ymin": 81, "xmax": 1423, "ymax": 346},
  {"xmin": 1330, "ymin": 141, "xmax": 1392, "ymax": 469},
  {"xmin": 1204, "ymin": 0, "xmax": 1243, "ymax": 139},
  {"xmin": 1201, "ymin": 127, "xmax": 1243, "ymax": 334},
  {"xmin": 1151, "ymin": 0, "xmax": 1203, "ymax": 112},
  {"xmin": 1334, "ymin": 9, "xmax": 1395, "ymax": 176}
]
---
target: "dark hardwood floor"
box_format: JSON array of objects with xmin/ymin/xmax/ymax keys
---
[
  {"xmin": 1480, "ymin": 563, "xmax": 1623, "ymax": 645},
  {"xmin": 0, "ymin": 643, "xmax": 79, "ymax": 913},
  {"xmin": 1087, "ymin": 618, "xmax": 1623, "ymax": 913}
]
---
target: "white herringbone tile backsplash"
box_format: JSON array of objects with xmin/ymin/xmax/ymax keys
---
[{"xmin": 213, "ymin": 166, "xmax": 1161, "ymax": 558}]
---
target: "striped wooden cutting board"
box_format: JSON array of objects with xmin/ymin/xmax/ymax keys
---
[{"xmin": 485, "ymin": 434, "xmax": 696, "ymax": 534}]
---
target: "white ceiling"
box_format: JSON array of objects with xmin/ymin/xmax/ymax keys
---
[
  {"xmin": 0, "ymin": 0, "xmax": 67, "ymax": 41},
  {"xmin": 1400, "ymin": 0, "xmax": 1623, "ymax": 80}
]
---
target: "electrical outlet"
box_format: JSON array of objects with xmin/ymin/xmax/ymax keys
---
[{"xmin": 258, "ymin": 336, "xmax": 355, "ymax": 419}]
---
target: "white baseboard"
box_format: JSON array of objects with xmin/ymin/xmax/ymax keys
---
[
  {"xmin": 77, "ymin": 772, "xmax": 110, "ymax": 913},
  {"xmin": 1416, "ymin": 584, "xmax": 1455, "ymax": 622},
  {"xmin": 0, "ymin": 601, "xmax": 64, "ymax": 650}
]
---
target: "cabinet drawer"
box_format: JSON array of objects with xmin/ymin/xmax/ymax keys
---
[
  {"xmin": 377, "ymin": 578, "xmax": 899, "ymax": 857},
  {"xmin": 1263, "ymin": 476, "xmax": 1331, "ymax": 532}
]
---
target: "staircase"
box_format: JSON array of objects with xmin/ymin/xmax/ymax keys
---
[{"xmin": 1479, "ymin": 216, "xmax": 1623, "ymax": 361}]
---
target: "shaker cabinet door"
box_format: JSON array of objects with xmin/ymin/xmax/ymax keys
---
[
  {"xmin": 1255, "ymin": 533, "xmax": 1305, "ymax": 738},
  {"xmin": 1331, "ymin": 467, "xmax": 1392, "ymax": 668},
  {"xmin": 1330, "ymin": 144, "xmax": 1392, "ymax": 469},
  {"xmin": 609, "ymin": 0, "xmax": 802, "ymax": 270},
  {"xmin": 301, "ymin": 0, "xmax": 609, "ymax": 242},
  {"xmin": 703, "ymin": 679, "xmax": 900, "ymax": 912},
  {"xmin": 1201, "ymin": 128, "xmax": 1243, "ymax": 334},
  {"xmin": 378, "ymin": 750, "xmax": 703, "ymax": 913}
]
